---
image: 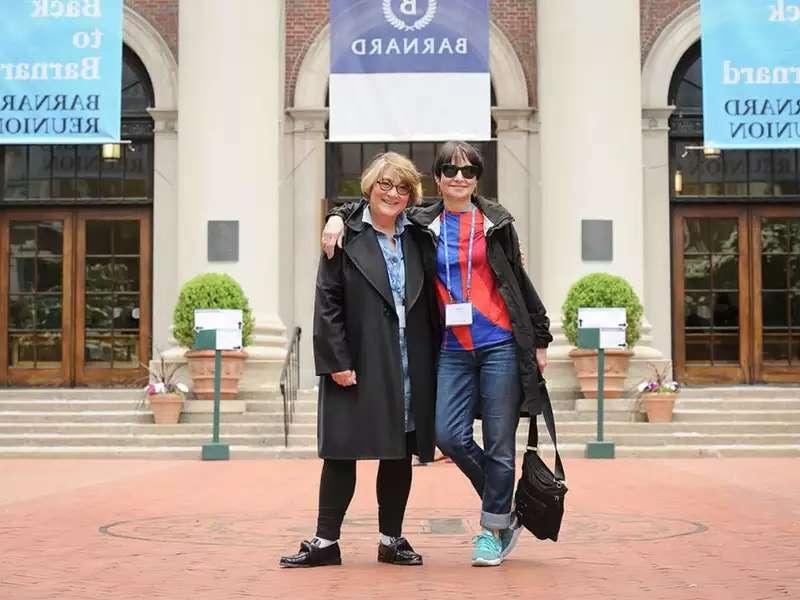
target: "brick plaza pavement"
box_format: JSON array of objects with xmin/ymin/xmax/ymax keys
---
[{"xmin": 1, "ymin": 457, "xmax": 798, "ymax": 600}]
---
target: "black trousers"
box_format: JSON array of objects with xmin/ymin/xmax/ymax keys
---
[{"xmin": 315, "ymin": 433, "xmax": 415, "ymax": 541}]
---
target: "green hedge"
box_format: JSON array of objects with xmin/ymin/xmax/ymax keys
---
[
  {"xmin": 172, "ymin": 273, "xmax": 255, "ymax": 348},
  {"xmin": 561, "ymin": 273, "xmax": 643, "ymax": 347}
]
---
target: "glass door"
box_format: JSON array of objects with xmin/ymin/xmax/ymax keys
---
[
  {"xmin": 75, "ymin": 210, "xmax": 151, "ymax": 385},
  {"xmin": 0, "ymin": 208, "xmax": 150, "ymax": 386},
  {"xmin": 0, "ymin": 211, "xmax": 74, "ymax": 385},
  {"xmin": 752, "ymin": 207, "xmax": 800, "ymax": 383},
  {"xmin": 671, "ymin": 206, "xmax": 752, "ymax": 384}
]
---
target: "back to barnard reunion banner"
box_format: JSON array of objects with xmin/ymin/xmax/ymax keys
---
[
  {"xmin": 329, "ymin": 0, "xmax": 490, "ymax": 142},
  {"xmin": 701, "ymin": 0, "xmax": 800, "ymax": 149},
  {"xmin": 0, "ymin": 0, "xmax": 123, "ymax": 144}
]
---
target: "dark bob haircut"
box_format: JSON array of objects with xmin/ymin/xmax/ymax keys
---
[{"xmin": 433, "ymin": 141, "xmax": 484, "ymax": 180}]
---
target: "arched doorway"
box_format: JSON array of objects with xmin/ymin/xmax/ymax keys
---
[
  {"xmin": 0, "ymin": 45, "xmax": 155, "ymax": 386},
  {"xmin": 669, "ymin": 42, "xmax": 800, "ymax": 384}
]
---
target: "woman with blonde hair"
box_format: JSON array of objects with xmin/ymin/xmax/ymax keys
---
[{"xmin": 280, "ymin": 152, "xmax": 439, "ymax": 568}]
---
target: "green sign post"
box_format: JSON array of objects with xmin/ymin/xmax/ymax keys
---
[
  {"xmin": 194, "ymin": 329, "xmax": 230, "ymax": 461},
  {"xmin": 193, "ymin": 309, "xmax": 243, "ymax": 462},
  {"xmin": 577, "ymin": 307, "xmax": 626, "ymax": 460}
]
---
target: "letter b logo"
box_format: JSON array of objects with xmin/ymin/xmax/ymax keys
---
[{"xmin": 399, "ymin": 0, "xmax": 417, "ymax": 15}]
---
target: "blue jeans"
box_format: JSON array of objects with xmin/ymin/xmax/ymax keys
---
[{"xmin": 435, "ymin": 341, "xmax": 520, "ymax": 530}]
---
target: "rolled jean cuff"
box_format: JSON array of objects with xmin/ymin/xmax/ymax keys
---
[{"xmin": 480, "ymin": 510, "xmax": 512, "ymax": 531}]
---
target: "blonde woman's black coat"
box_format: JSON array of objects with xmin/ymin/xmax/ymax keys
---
[{"xmin": 313, "ymin": 202, "xmax": 439, "ymax": 461}]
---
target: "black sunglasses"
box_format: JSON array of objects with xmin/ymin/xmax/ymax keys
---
[{"xmin": 440, "ymin": 163, "xmax": 482, "ymax": 179}]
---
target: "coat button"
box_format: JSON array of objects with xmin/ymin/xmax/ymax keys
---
[{"xmin": 383, "ymin": 306, "xmax": 391, "ymax": 316}]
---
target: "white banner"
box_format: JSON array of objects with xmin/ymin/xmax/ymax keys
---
[{"xmin": 329, "ymin": 0, "xmax": 490, "ymax": 141}]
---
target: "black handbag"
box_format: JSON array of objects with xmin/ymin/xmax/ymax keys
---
[{"xmin": 514, "ymin": 380, "xmax": 567, "ymax": 542}]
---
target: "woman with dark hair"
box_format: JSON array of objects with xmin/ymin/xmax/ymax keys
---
[
  {"xmin": 281, "ymin": 152, "xmax": 439, "ymax": 568},
  {"xmin": 322, "ymin": 141, "xmax": 552, "ymax": 566}
]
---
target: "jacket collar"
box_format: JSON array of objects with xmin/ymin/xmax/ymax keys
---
[
  {"xmin": 342, "ymin": 199, "xmax": 424, "ymax": 310},
  {"xmin": 409, "ymin": 196, "xmax": 514, "ymax": 238}
]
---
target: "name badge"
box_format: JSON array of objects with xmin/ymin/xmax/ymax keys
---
[
  {"xmin": 445, "ymin": 302, "xmax": 473, "ymax": 327},
  {"xmin": 396, "ymin": 302, "xmax": 406, "ymax": 329}
]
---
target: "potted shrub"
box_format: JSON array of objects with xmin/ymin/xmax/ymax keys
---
[
  {"xmin": 173, "ymin": 273, "xmax": 254, "ymax": 399},
  {"xmin": 636, "ymin": 363, "xmax": 680, "ymax": 423},
  {"xmin": 143, "ymin": 355, "xmax": 189, "ymax": 425},
  {"xmin": 562, "ymin": 273, "xmax": 643, "ymax": 398}
]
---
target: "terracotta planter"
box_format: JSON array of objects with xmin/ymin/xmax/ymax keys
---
[
  {"xmin": 642, "ymin": 392, "xmax": 677, "ymax": 423},
  {"xmin": 185, "ymin": 350, "xmax": 247, "ymax": 399},
  {"xmin": 149, "ymin": 392, "xmax": 183, "ymax": 425},
  {"xmin": 568, "ymin": 348, "xmax": 633, "ymax": 399}
]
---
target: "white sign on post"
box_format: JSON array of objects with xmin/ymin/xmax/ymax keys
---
[
  {"xmin": 215, "ymin": 329, "xmax": 243, "ymax": 351},
  {"xmin": 578, "ymin": 307, "xmax": 627, "ymax": 349},
  {"xmin": 194, "ymin": 309, "xmax": 243, "ymax": 332},
  {"xmin": 194, "ymin": 309, "xmax": 244, "ymax": 351}
]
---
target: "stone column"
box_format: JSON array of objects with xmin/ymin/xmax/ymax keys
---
[
  {"xmin": 642, "ymin": 107, "xmax": 676, "ymax": 360},
  {"xmin": 175, "ymin": 0, "xmax": 286, "ymax": 390},
  {"xmin": 537, "ymin": 0, "xmax": 664, "ymax": 392},
  {"xmin": 147, "ymin": 108, "xmax": 178, "ymax": 355},
  {"xmin": 286, "ymin": 108, "xmax": 328, "ymax": 387},
  {"xmin": 494, "ymin": 108, "xmax": 534, "ymax": 262}
]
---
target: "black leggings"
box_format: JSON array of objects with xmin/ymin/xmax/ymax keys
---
[{"xmin": 315, "ymin": 439, "xmax": 414, "ymax": 540}]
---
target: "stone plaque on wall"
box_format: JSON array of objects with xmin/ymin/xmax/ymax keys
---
[
  {"xmin": 208, "ymin": 221, "xmax": 239, "ymax": 262},
  {"xmin": 581, "ymin": 219, "xmax": 613, "ymax": 261}
]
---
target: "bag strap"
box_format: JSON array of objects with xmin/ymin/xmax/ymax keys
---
[{"xmin": 527, "ymin": 390, "xmax": 566, "ymax": 482}]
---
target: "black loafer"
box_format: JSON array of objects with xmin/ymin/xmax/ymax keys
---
[
  {"xmin": 279, "ymin": 540, "xmax": 342, "ymax": 568},
  {"xmin": 377, "ymin": 537, "xmax": 423, "ymax": 566}
]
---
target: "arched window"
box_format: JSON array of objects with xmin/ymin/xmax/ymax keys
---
[
  {"xmin": 0, "ymin": 44, "xmax": 156, "ymax": 204},
  {"xmin": 669, "ymin": 41, "xmax": 799, "ymax": 199},
  {"xmin": 325, "ymin": 85, "xmax": 499, "ymax": 206}
]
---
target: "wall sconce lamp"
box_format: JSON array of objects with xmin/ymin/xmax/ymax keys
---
[
  {"xmin": 674, "ymin": 169, "xmax": 683, "ymax": 194},
  {"xmin": 101, "ymin": 140, "xmax": 132, "ymax": 161},
  {"xmin": 680, "ymin": 145, "xmax": 722, "ymax": 159}
]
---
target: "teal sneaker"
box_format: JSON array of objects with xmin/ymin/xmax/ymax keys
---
[
  {"xmin": 471, "ymin": 530, "xmax": 502, "ymax": 567},
  {"xmin": 500, "ymin": 514, "xmax": 522, "ymax": 559}
]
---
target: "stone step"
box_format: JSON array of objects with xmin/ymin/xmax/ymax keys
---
[
  {"xmin": 0, "ymin": 400, "xmax": 146, "ymax": 412},
  {"xmin": 0, "ymin": 444, "xmax": 588, "ymax": 459},
  {"xmin": 2, "ymin": 421, "xmax": 798, "ymax": 439},
  {"xmin": 245, "ymin": 399, "xmax": 317, "ymax": 412},
  {"xmin": 613, "ymin": 444, "xmax": 800, "ymax": 458},
  {"xmin": 677, "ymin": 386, "xmax": 800, "ymax": 399},
  {"xmin": 0, "ymin": 422, "xmax": 305, "ymax": 435},
  {"xmin": 504, "ymin": 432, "xmax": 800, "ymax": 446},
  {"xmin": 672, "ymin": 409, "xmax": 800, "ymax": 422},
  {"xmin": 0, "ymin": 433, "xmax": 306, "ymax": 447},
  {"xmin": 3, "ymin": 442, "xmax": 798, "ymax": 459},
  {"xmin": 0, "ymin": 411, "xmax": 153, "ymax": 423},
  {"xmin": 0, "ymin": 388, "xmax": 143, "ymax": 400},
  {"xmin": 6, "ymin": 430, "xmax": 795, "ymax": 449},
  {"xmin": 674, "ymin": 398, "xmax": 800, "ymax": 410}
]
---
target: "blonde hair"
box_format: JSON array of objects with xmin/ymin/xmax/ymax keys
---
[{"xmin": 360, "ymin": 151, "xmax": 424, "ymax": 205}]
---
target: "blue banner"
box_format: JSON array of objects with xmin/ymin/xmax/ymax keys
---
[
  {"xmin": 0, "ymin": 0, "xmax": 123, "ymax": 144},
  {"xmin": 701, "ymin": 0, "xmax": 800, "ymax": 148},
  {"xmin": 330, "ymin": 0, "xmax": 489, "ymax": 74}
]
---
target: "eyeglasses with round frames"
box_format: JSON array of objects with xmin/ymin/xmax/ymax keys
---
[{"xmin": 376, "ymin": 179, "xmax": 412, "ymax": 196}]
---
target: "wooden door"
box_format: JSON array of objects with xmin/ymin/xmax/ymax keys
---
[
  {"xmin": 751, "ymin": 206, "xmax": 800, "ymax": 383},
  {"xmin": 0, "ymin": 210, "xmax": 74, "ymax": 385},
  {"xmin": 672, "ymin": 206, "xmax": 752, "ymax": 384},
  {"xmin": 75, "ymin": 209, "xmax": 151, "ymax": 386},
  {"xmin": 0, "ymin": 208, "xmax": 150, "ymax": 386}
]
